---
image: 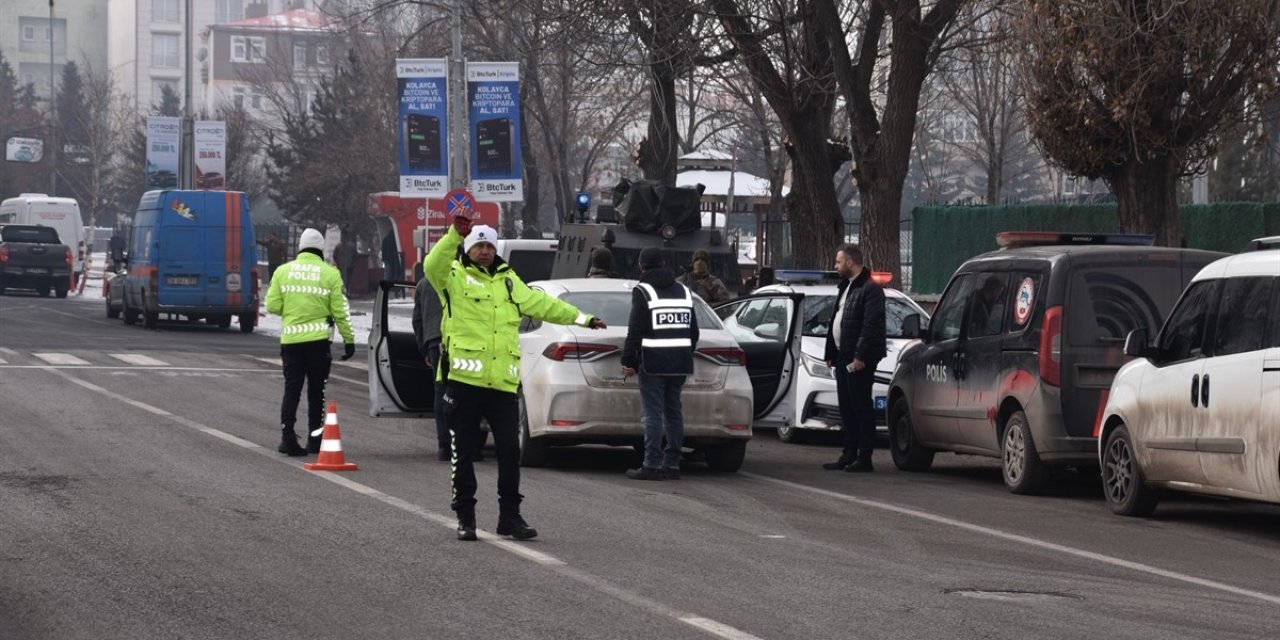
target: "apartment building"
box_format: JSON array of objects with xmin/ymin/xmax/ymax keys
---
[{"xmin": 0, "ymin": 0, "xmax": 109, "ymax": 99}]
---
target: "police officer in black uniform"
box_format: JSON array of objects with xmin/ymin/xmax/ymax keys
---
[{"xmin": 621, "ymin": 247, "xmax": 700, "ymax": 480}]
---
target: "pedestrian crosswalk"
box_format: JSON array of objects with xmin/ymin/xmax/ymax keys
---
[{"xmin": 33, "ymin": 352, "xmax": 91, "ymax": 366}]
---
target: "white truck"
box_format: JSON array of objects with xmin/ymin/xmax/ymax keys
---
[{"xmin": 0, "ymin": 194, "xmax": 86, "ymax": 285}]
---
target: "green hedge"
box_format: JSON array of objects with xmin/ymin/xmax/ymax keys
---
[{"xmin": 910, "ymin": 202, "xmax": 1280, "ymax": 294}]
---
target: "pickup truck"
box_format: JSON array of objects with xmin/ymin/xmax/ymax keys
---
[{"xmin": 0, "ymin": 224, "xmax": 73, "ymax": 298}]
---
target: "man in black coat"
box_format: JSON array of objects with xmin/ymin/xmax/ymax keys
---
[
  {"xmin": 822, "ymin": 244, "xmax": 887, "ymax": 472},
  {"xmin": 621, "ymin": 247, "xmax": 700, "ymax": 480}
]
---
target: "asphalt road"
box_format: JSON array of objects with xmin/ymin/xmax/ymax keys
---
[{"xmin": 3, "ymin": 291, "xmax": 1280, "ymax": 640}]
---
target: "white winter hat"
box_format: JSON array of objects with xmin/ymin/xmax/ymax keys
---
[
  {"xmin": 463, "ymin": 225, "xmax": 498, "ymax": 253},
  {"xmin": 298, "ymin": 228, "xmax": 325, "ymax": 252}
]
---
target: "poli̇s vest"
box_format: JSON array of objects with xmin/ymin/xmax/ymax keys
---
[{"xmin": 637, "ymin": 282, "xmax": 695, "ymax": 375}]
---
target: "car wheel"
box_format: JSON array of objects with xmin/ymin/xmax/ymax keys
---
[
  {"xmin": 38, "ymin": 285, "xmax": 51, "ymax": 297},
  {"xmin": 1102, "ymin": 425, "xmax": 1159, "ymax": 517},
  {"xmin": 1001, "ymin": 410, "xmax": 1049, "ymax": 495},
  {"xmin": 143, "ymin": 310, "xmax": 159, "ymax": 330},
  {"xmin": 705, "ymin": 440, "xmax": 747, "ymax": 472},
  {"xmin": 54, "ymin": 283, "xmax": 69, "ymax": 298},
  {"xmin": 106, "ymin": 299, "xmax": 120, "ymax": 319},
  {"xmin": 889, "ymin": 397, "xmax": 935, "ymax": 472},
  {"xmin": 123, "ymin": 299, "xmax": 139, "ymax": 325},
  {"xmin": 239, "ymin": 314, "xmax": 255, "ymax": 333},
  {"xmin": 214, "ymin": 314, "xmax": 232, "ymax": 329},
  {"xmin": 776, "ymin": 424, "xmax": 805, "ymax": 444},
  {"xmin": 517, "ymin": 394, "xmax": 550, "ymax": 467},
  {"xmin": 0, "ymin": 286, "xmax": 6, "ymax": 295}
]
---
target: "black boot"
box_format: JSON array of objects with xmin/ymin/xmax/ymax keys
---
[
  {"xmin": 845, "ymin": 454, "xmax": 875, "ymax": 473},
  {"xmin": 457, "ymin": 512, "xmax": 477, "ymax": 541},
  {"xmin": 496, "ymin": 514, "xmax": 538, "ymax": 540},
  {"xmin": 822, "ymin": 450, "xmax": 855, "ymax": 470},
  {"xmin": 278, "ymin": 425, "xmax": 306, "ymax": 457},
  {"xmin": 305, "ymin": 433, "xmax": 322, "ymax": 454},
  {"xmin": 625, "ymin": 467, "xmax": 663, "ymax": 481}
]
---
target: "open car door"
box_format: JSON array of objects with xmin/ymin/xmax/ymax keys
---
[
  {"xmin": 368, "ymin": 281, "xmax": 436, "ymax": 417},
  {"xmin": 714, "ymin": 293, "xmax": 804, "ymax": 427}
]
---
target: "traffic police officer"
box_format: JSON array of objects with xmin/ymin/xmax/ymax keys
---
[
  {"xmin": 265, "ymin": 228, "xmax": 356, "ymax": 456},
  {"xmin": 621, "ymin": 246, "xmax": 699, "ymax": 480},
  {"xmin": 424, "ymin": 214, "xmax": 606, "ymax": 541}
]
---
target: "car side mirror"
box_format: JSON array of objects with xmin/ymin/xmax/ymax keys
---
[
  {"xmin": 901, "ymin": 313, "xmax": 923, "ymax": 339},
  {"xmin": 1123, "ymin": 328, "xmax": 1149, "ymax": 359}
]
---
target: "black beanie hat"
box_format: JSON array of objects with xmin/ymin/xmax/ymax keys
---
[
  {"xmin": 590, "ymin": 247, "xmax": 613, "ymax": 269},
  {"xmin": 639, "ymin": 246, "xmax": 664, "ymax": 269}
]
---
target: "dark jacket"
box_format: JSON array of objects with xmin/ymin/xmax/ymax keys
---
[
  {"xmin": 412, "ymin": 276, "xmax": 444, "ymax": 358},
  {"xmin": 622, "ymin": 267, "xmax": 700, "ymax": 374},
  {"xmin": 823, "ymin": 268, "xmax": 887, "ymax": 367}
]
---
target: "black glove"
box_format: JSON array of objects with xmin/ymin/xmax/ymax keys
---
[{"xmin": 341, "ymin": 343, "xmax": 356, "ymax": 361}]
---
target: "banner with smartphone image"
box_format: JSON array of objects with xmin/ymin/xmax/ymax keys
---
[
  {"xmin": 396, "ymin": 58, "xmax": 449, "ymax": 198},
  {"xmin": 467, "ymin": 62, "xmax": 523, "ymax": 202}
]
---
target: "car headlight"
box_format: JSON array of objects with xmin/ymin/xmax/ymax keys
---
[{"xmin": 802, "ymin": 353, "xmax": 834, "ymax": 379}]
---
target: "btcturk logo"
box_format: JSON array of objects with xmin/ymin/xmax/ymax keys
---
[{"xmin": 171, "ymin": 200, "xmax": 196, "ymax": 221}]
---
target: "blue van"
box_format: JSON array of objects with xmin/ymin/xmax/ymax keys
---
[{"xmin": 122, "ymin": 190, "xmax": 259, "ymax": 332}]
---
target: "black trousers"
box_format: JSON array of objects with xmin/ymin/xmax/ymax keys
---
[
  {"xmin": 444, "ymin": 382, "xmax": 520, "ymax": 516},
  {"xmin": 280, "ymin": 340, "xmax": 331, "ymax": 432},
  {"xmin": 835, "ymin": 360, "xmax": 878, "ymax": 457}
]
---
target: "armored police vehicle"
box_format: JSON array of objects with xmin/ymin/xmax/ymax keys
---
[{"xmin": 549, "ymin": 180, "xmax": 741, "ymax": 288}]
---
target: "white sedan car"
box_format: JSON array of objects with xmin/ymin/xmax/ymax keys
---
[
  {"xmin": 368, "ymin": 278, "xmax": 773, "ymax": 472},
  {"xmin": 718, "ymin": 273, "xmax": 930, "ymax": 443}
]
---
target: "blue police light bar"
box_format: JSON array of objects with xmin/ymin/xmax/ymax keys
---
[
  {"xmin": 576, "ymin": 192, "xmax": 590, "ymax": 207},
  {"xmin": 995, "ymin": 231, "xmax": 1156, "ymax": 248},
  {"xmin": 772, "ymin": 269, "xmax": 841, "ymax": 283}
]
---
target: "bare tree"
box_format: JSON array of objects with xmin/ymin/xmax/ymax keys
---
[
  {"xmin": 814, "ymin": 0, "xmax": 973, "ymax": 283},
  {"xmin": 65, "ymin": 62, "xmax": 131, "ymax": 254},
  {"xmin": 1015, "ymin": 0, "xmax": 1280, "ymax": 246}
]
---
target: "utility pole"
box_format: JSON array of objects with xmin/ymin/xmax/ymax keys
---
[
  {"xmin": 449, "ymin": 0, "xmax": 466, "ymax": 190},
  {"xmin": 48, "ymin": 0, "xmax": 57, "ymax": 196},
  {"xmin": 180, "ymin": 0, "xmax": 195, "ymax": 189}
]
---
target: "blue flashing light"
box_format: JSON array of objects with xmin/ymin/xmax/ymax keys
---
[
  {"xmin": 576, "ymin": 192, "xmax": 590, "ymax": 207},
  {"xmin": 996, "ymin": 231, "xmax": 1157, "ymax": 248}
]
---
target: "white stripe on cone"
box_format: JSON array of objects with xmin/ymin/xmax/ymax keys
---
[
  {"xmin": 320, "ymin": 440, "xmax": 342, "ymax": 452},
  {"xmin": 326, "ymin": 412, "xmax": 338, "ymax": 425}
]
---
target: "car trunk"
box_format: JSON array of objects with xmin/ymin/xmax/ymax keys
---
[{"xmin": 562, "ymin": 326, "xmax": 732, "ymax": 392}]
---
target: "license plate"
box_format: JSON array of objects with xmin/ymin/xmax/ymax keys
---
[
  {"xmin": 167, "ymin": 276, "xmax": 198, "ymax": 286},
  {"xmin": 25, "ymin": 267, "xmax": 48, "ymax": 275},
  {"xmin": 875, "ymin": 396, "xmax": 887, "ymax": 411}
]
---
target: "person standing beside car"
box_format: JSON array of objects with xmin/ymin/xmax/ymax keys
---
[
  {"xmin": 678, "ymin": 248, "xmax": 731, "ymax": 304},
  {"xmin": 822, "ymin": 243, "xmax": 886, "ymax": 473},
  {"xmin": 621, "ymin": 247, "xmax": 700, "ymax": 481},
  {"xmin": 425, "ymin": 212, "xmax": 606, "ymax": 542},
  {"xmin": 266, "ymin": 228, "xmax": 356, "ymax": 457}
]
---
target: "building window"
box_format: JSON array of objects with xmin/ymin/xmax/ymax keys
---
[
  {"xmin": 44, "ymin": 27, "xmax": 52, "ymax": 42},
  {"xmin": 152, "ymin": 0, "xmax": 179, "ymax": 23},
  {"xmin": 216, "ymin": 0, "xmax": 244, "ymax": 24},
  {"xmin": 21, "ymin": 25, "xmax": 35, "ymax": 41},
  {"xmin": 231, "ymin": 36, "xmax": 266, "ymax": 63},
  {"xmin": 943, "ymin": 114, "xmax": 978, "ymax": 144},
  {"xmin": 153, "ymin": 34, "xmax": 179, "ymax": 68},
  {"xmin": 316, "ymin": 45, "xmax": 329, "ymax": 65},
  {"xmin": 233, "ymin": 86, "xmax": 263, "ymax": 111},
  {"xmin": 294, "ymin": 42, "xmax": 307, "ymax": 68}
]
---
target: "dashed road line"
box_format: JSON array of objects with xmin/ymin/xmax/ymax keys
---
[
  {"xmin": 246, "ymin": 355, "xmax": 365, "ymax": 386},
  {"xmin": 742, "ymin": 472, "xmax": 1280, "ymax": 607},
  {"xmin": 108, "ymin": 353, "xmax": 171, "ymax": 367},
  {"xmin": 32, "ymin": 352, "xmax": 90, "ymax": 366},
  {"xmin": 47, "ymin": 366, "xmax": 761, "ymax": 640}
]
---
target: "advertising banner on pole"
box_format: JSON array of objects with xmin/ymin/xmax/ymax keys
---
[
  {"xmin": 145, "ymin": 116, "xmax": 181, "ymax": 190},
  {"xmin": 396, "ymin": 58, "xmax": 449, "ymax": 198},
  {"xmin": 5, "ymin": 137, "xmax": 43, "ymax": 163},
  {"xmin": 467, "ymin": 62, "xmax": 522, "ymax": 202},
  {"xmin": 193, "ymin": 121, "xmax": 227, "ymax": 190}
]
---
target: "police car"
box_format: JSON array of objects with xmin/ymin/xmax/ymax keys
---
[{"xmin": 713, "ymin": 270, "xmax": 931, "ymax": 442}]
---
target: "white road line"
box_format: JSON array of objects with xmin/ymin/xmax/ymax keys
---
[
  {"xmin": 742, "ymin": 472, "xmax": 1280, "ymax": 607},
  {"xmin": 0, "ymin": 365, "xmax": 275, "ymax": 372},
  {"xmin": 246, "ymin": 355, "xmax": 365, "ymax": 386},
  {"xmin": 32, "ymin": 352, "xmax": 90, "ymax": 365},
  {"xmin": 334, "ymin": 360, "xmax": 368, "ymax": 371},
  {"xmin": 0, "ymin": 347, "xmax": 17, "ymax": 355},
  {"xmin": 108, "ymin": 353, "xmax": 171, "ymax": 366},
  {"xmin": 47, "ymin": 365, "xmax": 758, "ymax": 640},
  {"xmin": 0, "ymin": 358, "xmax": 6, "ymax": 365}
]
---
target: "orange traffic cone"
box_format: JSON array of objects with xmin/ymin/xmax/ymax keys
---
[{"xmin": 304, "ymin": 401, "xmax": 358, "ymax": 472}]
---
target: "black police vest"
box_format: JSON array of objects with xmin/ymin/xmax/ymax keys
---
[{"xmin": 636, "ymin": 282, "xmax": 695, "ymax": 375}]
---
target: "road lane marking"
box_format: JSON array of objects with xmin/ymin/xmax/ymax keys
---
[
  {"xmin": 246, "ymin": 355, "xmax": 365, "ymax": 386},
  {"xmin": 334, "ymin": 359, "xmax": 368, "ymax": 371},
  {"xmin": 46, "ymin": 365, "xmax": 759, "ymax": 640},
  {"xmin": 33, "ymin": 352, "xmax": 90, "ymax": 365},
  {"xmin": 0, "ymin": 365, "xmax": 274, "ymax": 372},
  {"xmin": 742, "ymin": 472, "xmax": 1280, "ymax": 607},
  {"xmin": 0, "ymin": 347, "xmax": 17, "ymax": 355},
  {"xmin": 0, "ymin": 357, "xmax": 6, "ymax": 364},
  {"xmin": 108, "ymin": 353, "xmax": 171, "ymax": 366}
]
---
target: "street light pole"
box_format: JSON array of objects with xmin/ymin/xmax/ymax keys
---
[
  {"xmin": 49, "ymin": 0, "xmax": 56, "ymax": 195},
  {"xmin": 180, "ymin": 0, "xmax": 194, "ymax": 190},
  {"xmin": 450, "ymin": 0, "xmax": 466, "ymax": 190}
]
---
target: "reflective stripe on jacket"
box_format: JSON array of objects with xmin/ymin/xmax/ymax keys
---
[{"xmin": 265, "ymin": 252, "xmax": 354, "ymax": 345}]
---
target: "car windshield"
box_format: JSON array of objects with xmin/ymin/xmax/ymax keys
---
[
  {"xmin": 801, "ymin": 294, "xmax": 930, "ymax": 338},
  {"xmin": 507, "ymin": 250, "xmax": 554, "ymax": 283},
  {"xmin": 560, "ymin": 291, "xmax": 723, "ymax": 330}
]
